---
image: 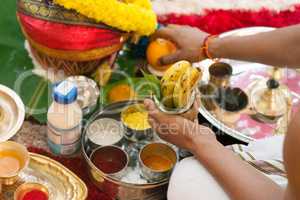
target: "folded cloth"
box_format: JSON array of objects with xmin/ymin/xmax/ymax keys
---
[
  {"xmin": 168, "ymin": 135, "xmax": 286, "ymax": 200},
  {"xmin": 229, "ymin": 135, "xmax": 287, "ymax": 187},
  {"xmin": 18, "ymin": 13, "xmax": 123, "ymax": 51}
]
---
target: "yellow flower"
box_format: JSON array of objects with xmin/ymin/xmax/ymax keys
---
[{"xmin": 53, "ymin": 0, "xmax": 157, "ymax": 36}]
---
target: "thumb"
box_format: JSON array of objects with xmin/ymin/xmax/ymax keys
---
[
  {"xmin": 159, "ymin": 50, "xmax": 184, "ymax": 65},
  {"xmin": 144, "ymin": 99, "xmax": 168, "ymax": 122}
]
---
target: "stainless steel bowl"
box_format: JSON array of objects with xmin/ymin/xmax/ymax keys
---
[
  {"xmin": 139, "ymin": 143, "xmax": 177, "ymax": 182},
  {"xmin": 0, "ymin": 84, "xmax": 25, "ymax": 142},
  {"xmin": 90, "ymin": 145, "xmax": 129, "ymax": 179},
  {"xmin": 153, "ymin": 90, "xmax": 196, "ymax": 115},
  {"xmin": 121, "ymin": 104, "xmax": 153, "ymax": 142},
  {"xmin": 86, "ymin": 118, "xmax": 124, "ymax": 149}
]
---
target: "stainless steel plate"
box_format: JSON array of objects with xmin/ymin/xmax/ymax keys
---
[
  {"xmin": 197, "ymin": 27, "xmax": 300, "ymax": 143},
  {"xmin": 82, "ymin": 101, "xmax": 174, "ymax": 200},
  {"xmin": 0, "ymin": 84, "xmax": 25, "ymax": 142}
]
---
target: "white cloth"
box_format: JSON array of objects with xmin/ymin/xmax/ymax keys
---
[
  {"xmin": 168, "ymin": 157, "xmax": 230, "ymax": 200},
  {"xmin": 168, "ymin": 135, "xmax": 287, "ymax": 200}
]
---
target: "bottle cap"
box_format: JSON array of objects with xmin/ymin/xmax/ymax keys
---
[{"xmin": 53, "ymin": 80, "xmax": 78, "ymax": 104}]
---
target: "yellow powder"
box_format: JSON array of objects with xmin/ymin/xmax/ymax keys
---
[{"xmin": 123, "ymin": 111, "xmax": 151, "ymax": 130}]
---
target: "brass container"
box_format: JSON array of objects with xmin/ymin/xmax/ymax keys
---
[
  {"xmin": 17, "ymin": 0, "xmax": 128, "ymax": 76},
  {"xmin": 251, "ymin": 79, "xmax": 290, "ymax": 123},
  {"xmin": 14, "ymin": 182, "xmax": 49, "ymax": 200},
  {"xmin": 139, "ymin": 143, "xmax": 177, "ymax": 182},
  {"xmin": 209, "ymin": 62, "xmax": 233, "ymax": 88},
  {"xmin": 0, "ymin": 142, "xmax": 29, "ymax": 193}
]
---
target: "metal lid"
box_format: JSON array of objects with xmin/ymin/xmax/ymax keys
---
[{"xmin": 66, "ymin": 76, "xmax": 100, "ymax": 115}]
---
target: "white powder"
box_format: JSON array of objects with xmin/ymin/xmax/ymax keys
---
[
  {"xmin": 87, "ymin": 118, "xmax": 123, "ymax": 146},
  {"xmin": 121, "ymin": 167, "xmax": 148, "ymax": 184}
]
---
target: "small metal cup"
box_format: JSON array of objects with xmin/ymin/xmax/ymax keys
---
[
  {"xmin": 121, "ymin": 104, "xmax": 153, "ymax": 142},
  {"xmin": 14, "ymin": 182, "xmax": 49, "ymax": 200},
  {"xmin": 209, "ymin": 62, "xmax": 233, "ymax": 88},
  {"xmin": 139, "ymin": 143, "xmax": 177, "ymax": 182},
  {"xmin": 153, "ymin": 90, "xmax": 196, "ymax": 115},
  {"xmin": 0, "ymin": 141, "xmax": 29, "ymax": 194},
  {"xmin": 86, "ymin": 118, "xmax": 124, "ymax": 149},
  {"xmin": 199, "ymin": 83, "xmax": 218, "ymax": 111},
  {"xmin": 90, "ymin": 146, "xmax": 129, "ymax": 179}
]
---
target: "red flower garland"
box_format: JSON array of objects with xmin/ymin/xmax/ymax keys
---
[{"xmin": 158, "ymin": 6, "xmax": 300, "ymax": 34}]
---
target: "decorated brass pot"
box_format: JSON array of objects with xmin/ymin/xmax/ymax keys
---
[{"xmin": 16, "ymin": 0, "xmax": 128, "ymax": 75}]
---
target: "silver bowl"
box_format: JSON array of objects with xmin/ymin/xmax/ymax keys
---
[
  {"xmin": 121, "ymin": 104, "xmax": 153, "ymax": 142},
  {"xmin": 153, "ymin": 90, "xmax": 196, "ymax": 115},
  {"xmin": 139, "ymin": 143, "xmax": 177, "ymax": 182}
]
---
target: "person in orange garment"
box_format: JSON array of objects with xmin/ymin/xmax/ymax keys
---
[{"xmin": 144, "ymin": 24, "xmax": 300, "ymax": 200}]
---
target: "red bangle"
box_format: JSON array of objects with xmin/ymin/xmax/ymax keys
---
[{"xmin": 202, "ymin": 35, "xmax": 218, "ymax": 60}]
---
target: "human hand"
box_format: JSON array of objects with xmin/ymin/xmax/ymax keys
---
[
  {"xmin": 144, "ymin": 99, "xmax": 217, "ymax": 153},
  {"xmin": 180, "ymin": 93, "xmax": 201, "ymax": 122},
  {"xmin": 151, "ymin": 24, "xmax": 209, "ymax": 65}
]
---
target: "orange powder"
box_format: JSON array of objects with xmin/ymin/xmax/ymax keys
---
[
  {"xmin": 143, "ymin": 155, "xmax": 173, "ymax": 171},
  {"xmin": 0, "ymin": 151, "xmax": 21, "ymax": 177}
]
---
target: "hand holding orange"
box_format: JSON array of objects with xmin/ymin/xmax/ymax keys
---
[{"xmin": 146, "ymin": 38, "xmax": 177, "ymax": 72}]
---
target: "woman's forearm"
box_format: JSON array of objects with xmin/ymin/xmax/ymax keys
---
[
  {"xmin": 210, "ymin": 24, "xmax": 300, "ymax": 67},
  {"xmin": 192, "ymin": 140, "xmax": 284, "ymax": 200}
]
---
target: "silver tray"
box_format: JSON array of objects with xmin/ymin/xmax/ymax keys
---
[
  {"xmin": 82, "ymin": 101, "xmax": 173, "ymax": 200},
  {"xmin": 197, "ymin": 27, "xmax": 300, "ymax": 143}
]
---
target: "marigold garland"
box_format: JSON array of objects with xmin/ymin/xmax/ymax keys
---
[{"xmin": 53, "ymin": 0, "xmax": 157, "ymax": 36}]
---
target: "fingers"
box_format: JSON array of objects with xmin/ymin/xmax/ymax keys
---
[
  {"xmin": 194, "ymin": 93, "xmax": 201, "ymax": 110},
  {"xmin": 143, "ymin": 99, "xmax": 167, "ymax": 122},
  {"xmin": 179, "ymin": 93, "xmax": 201, "ymax": 121},
  {"xmin": 144, "ymin": 98, "xmax": 157, "ymax": 113},
  {"xmin": 159, "ymin": 50, "xmax": 184, "ymax": 65},
  {"xmin": 150, "ymin": 27, "xmax": 177, "ymax": 43}
]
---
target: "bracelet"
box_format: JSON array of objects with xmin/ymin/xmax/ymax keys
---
[{"xmin": 202, "ymin": 35, "xmax": 218, "ymax": 60}]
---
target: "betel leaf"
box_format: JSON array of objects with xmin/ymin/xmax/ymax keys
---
[
  {"xmin": 140, "ymin": 70, "xmax": 161, "ymax": 99},
  {"xmin": 100, "ymin": 75, "xmax": 161, "ymax": 105}
]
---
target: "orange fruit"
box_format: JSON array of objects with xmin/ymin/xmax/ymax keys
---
[
  {"xmin": 108, "ymin": 84, "xmax": 136, "ymax": 103},
  {"xmin": 146, "ymin": 38, "xmax": 177, "ymax": 71}
]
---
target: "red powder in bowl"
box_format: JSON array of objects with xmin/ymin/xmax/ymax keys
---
[
  {"xmin": 22, "ymin": 190, "xmax": 48, "ymax": 200},
  {"xmin": 91, "ymin": 146, "xmax": 128, "ymax": 174}
]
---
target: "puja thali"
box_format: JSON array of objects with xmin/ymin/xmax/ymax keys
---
[
  {"xmin": 82, "ymin": 100, "xmax": 178, "ymax": 200},
  {"xmin": 197, "ymin": 27, "xmax": 300, "ymax": 143},
  {"xmin": 2, "ymin": 153, "xmax": 88, "ymax": 200}
]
